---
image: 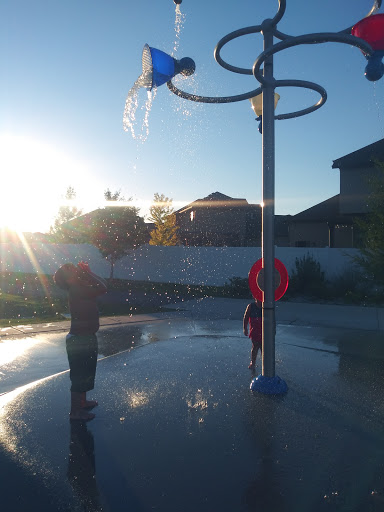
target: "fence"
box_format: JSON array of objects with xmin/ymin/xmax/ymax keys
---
[{"xmin": 0, "ymin": 243, "xmax": 361, "ymax": 286}]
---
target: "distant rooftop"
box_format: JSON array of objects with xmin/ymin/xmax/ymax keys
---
[
  {"xmin": 291, "ymin": 194, "xmax": 352, "ymax": 224},
  {"xmin": 175, "ymin": 192, "xmax": 253, "ymax": 214},
  {"xmin": 332, "ymin": 138, "xmax": 384, "ymax": 169}
]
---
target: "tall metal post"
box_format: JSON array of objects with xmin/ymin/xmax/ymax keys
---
[{"xmin": 261, "ymin": 21, "xmax": 276, "ymax": 378}]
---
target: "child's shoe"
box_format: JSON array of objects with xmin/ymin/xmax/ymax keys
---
[{"xmin": 248, "ymin": 362, "xmax": 255, "ymax": 369}]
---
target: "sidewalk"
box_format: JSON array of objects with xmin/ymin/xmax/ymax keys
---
[
  {"xmin": 0, "ymin": 312, "xmax": 166, "ymax": 338},
  {"xmin": 164, "ymin": 298, "xmax": 384, "ymax": 331},
  {"xmin": 1, "ymin": 299, "xmax": 383, "ymax": 338}
]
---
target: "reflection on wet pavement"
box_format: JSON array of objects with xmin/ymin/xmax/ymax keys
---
[
  {"xmin": 67, "ymin": 421, "xmax": 102, "ymax": 511},
  {"xmin": 1, "ymin": 323, "xmax": 383, "ymax": 512},
  {"xmin": 0, "ymin": 313, "xmax": 246, "ymax": 394},
  {"xmin": 1, "ymin": 313, "xmax": 384, "ymax": 397},
  {"xmin": 1, "ymin": 300, "xmax": 384, "ymax": 512}
]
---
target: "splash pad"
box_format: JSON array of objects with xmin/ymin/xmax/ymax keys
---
[{"xmin": 126, "ymin": 0, "xmax": 384, "ymax": 393}]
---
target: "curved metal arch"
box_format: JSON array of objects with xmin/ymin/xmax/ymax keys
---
[
  {"xmin": 167, "ymin": 78, "xmax": 326, "ymax": 121},
  {"xmin": 166, "ymin": 82, "xmax": 262, "ymax": 104},
  {"xmin": 167, "ymin": 0, "xmax": 380, "ymax": 116},
  {"xmin": 213, "ymin": 1, "xmax": 288, "ymax": 75},
  {"xmin": 214, "ymin": 26, "xmax": 263, "ymax": 75},
  {"xmin": 214, "ymin": 1, "xmax": 381, "ymax": 74},
  {"xmin": 272, "ymin": 80, "xmax": 327, "ymax": 120},
  {"xmin": 253, "ymin": 32, "xmax": 374, "ymax": 85},
  {"xmin": 270, "ymin": 0, "xmax": 287, "ymax": 27}
]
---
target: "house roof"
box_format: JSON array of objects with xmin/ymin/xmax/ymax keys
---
[
  {"xmin": 175, "ymin": 192, "xmax": 252, "ymax": 214},
  {"xmin": 291, "ymin": 195, "xmax": 352, "ymax": 224},
  {"xmin": 332, "ymin": 138, "xmax": 384, "ymax": 169}
]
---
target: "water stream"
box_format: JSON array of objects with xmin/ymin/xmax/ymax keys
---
[
  {"xmin": 172, "ymin": 4, "xmax": 186, "ymax": 57},
  {"xmin": 122, "ymin": 82, "xmax": 157, "ymax": 141},
  {"xmin": 123, "ymin": 3, "xmax": 186, "ymax": 142}
]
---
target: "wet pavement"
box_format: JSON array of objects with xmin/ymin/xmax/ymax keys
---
[{"xmin": 1, "ymin": 299, "xmax": 384, "ymax": 511}]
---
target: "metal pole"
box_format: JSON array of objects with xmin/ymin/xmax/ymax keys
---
[{"xmin": 261, "ymin": 22, "xmax": 276, "ymax": 378}]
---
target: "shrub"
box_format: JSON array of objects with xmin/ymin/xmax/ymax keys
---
[
  {"xmin": 223, "ymin": 277, "xmax": 252, "ymax": 298},
  {"xmin": 288, "ymin": 253, "xmax": 327, "ymax": 297}
]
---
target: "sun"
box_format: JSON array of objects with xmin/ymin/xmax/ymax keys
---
[{"xmin": 0, "ymin": 134, "xmax": 92, "ymax": 233}]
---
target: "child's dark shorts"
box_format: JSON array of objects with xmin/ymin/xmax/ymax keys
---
[{"xmin": 66, "ymin": 333, "xmax": 98, "ymax": 392}]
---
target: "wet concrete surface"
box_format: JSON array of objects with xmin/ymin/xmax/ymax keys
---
[
  {"xmin": 1, "ymin": 299, "xmax": 384, "ymax": 511},
  {"xmin": 0, "ymin": 316, "xmax": 175, "ymax": 395},
  {"xmin": 1, "ymin": 298, "xmax": 383, "ymax": 396}
]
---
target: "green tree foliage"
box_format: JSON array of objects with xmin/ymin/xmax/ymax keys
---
[
  {"xmin": 149, "ymin": 214, "xmax": 179, "ymax": 246},
  {"xmin": 353, "ymin": 162, "xmax": 384, "ymax": 284},
  {"xmin": 148, "ymin": 193, "xmax": 179, "ymax": 246},
  {"xmin": 50, "ymin": 187, "xmax": 83, "ymax": 241},
  {"xmin": 89, "ymin": 190, "xmax": 146, "ymax": 279}
]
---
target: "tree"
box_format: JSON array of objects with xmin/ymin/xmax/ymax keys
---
[
  {"xmin": 89, "ymin": 190, "xmax": 147, "ymax": 279},
  {"xmin": 104, "ymin": 188, "xmax": 123, "ymax": 201},
  {"xmin": 148, "ymin": 193, "xmax": 179, "ymax": 246},
  {"xmin": 353, "ymin": 161, "xmax": 384, "ymax": 285},
  {"xmin": 50, "ymin": 186, "xmax": 83, "ymax": 241}
]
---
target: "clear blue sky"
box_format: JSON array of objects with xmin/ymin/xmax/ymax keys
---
[{"xmin": 1, "ymin": 0, "xmax": 383, "ymax": 232}]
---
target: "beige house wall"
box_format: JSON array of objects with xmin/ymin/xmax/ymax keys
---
[
  {"xmin": 289, "ymin": 222, "xmax": 329, "ymax": 248},
  {"xmin": 333, "ymin": 225, "xmax": 354, "ymax": 248},
  {"xmin": 339, "ymin": 166, "xmax": 379, "ymax": 214},
  {"xmin": 177, "ymin": 206, "xmax": 250, "ymax": 245}
]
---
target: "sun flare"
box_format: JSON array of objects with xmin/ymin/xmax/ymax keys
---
[{"xmin": 0, "ymin": 134, "xmax": 92, "ymax": 233}]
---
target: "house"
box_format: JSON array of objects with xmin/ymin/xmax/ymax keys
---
[
  {"xmin": 56, "ymin": 139, "xmax": 384, "ymax": 249},
  {"xmin": 288, "ymin": 195, "xmax": 354, "ymax": 248},
  {"xmin": 289, "ymin": 138, "xmax": 384, "ymax": 248},
  {"xmin": 60, "ymin": 192, "xmax": 289, "ymax": 248},
  {"xmin": 174, "ymin": 192, "xmax": 262, "ymax": 247},
  {"xmin": 332, "ymin": 138, "xmax": 384, "ymax": 215}
]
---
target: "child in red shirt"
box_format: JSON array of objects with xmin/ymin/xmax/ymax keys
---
[{"xmin": 243, "ymin": 299, "xmax": 262, "ymax": 369}]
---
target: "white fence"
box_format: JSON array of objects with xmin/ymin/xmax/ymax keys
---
[{"xmin": 0, "ymin": 243, "xmax": 361, "ymax": 286}]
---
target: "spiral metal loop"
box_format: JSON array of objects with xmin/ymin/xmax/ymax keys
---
[{"xmin": 167, "ymin": 0, "xmax": 381, "ymax": 121}]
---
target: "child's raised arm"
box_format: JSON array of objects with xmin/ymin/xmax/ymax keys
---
[{"xmin": 77, "ymin": 262, "xmax": 107, "ymax": 294}]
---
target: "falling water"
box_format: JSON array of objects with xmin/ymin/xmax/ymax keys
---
[
  {"xmin": 171, "ymin": 4, "xmax": 198, "ymax": 126},
  {"xmin": 123, "ymin": 78, "xmax": 157, "ymax": 142},
  {"xmin": 172, "ymin": 4, "xmax": 186, "ymax": 56},
  {"xmin": 123, "ymin": 3, "xmax": 186, "ymax": 141}
]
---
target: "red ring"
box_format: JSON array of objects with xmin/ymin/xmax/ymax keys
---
[
  {"xmin": 248, "ymin": 259, "xmax": 263, "ymax": 302},
  {"xmin": 248, "ymin": 258, "xmax": 289, "ymax": 302},
  {"xmin": 274, "ymin": 258, "xmax": 289, "ymax": 301}
]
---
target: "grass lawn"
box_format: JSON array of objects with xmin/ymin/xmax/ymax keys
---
[{"xmin": 0, "ymin": 273, "xmax": 241, "ymax": 325}]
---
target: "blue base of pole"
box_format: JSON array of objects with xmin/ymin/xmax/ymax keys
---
[{"xmin": 250, "ymin": 375, "xmax": 288, "ymax": 394}]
